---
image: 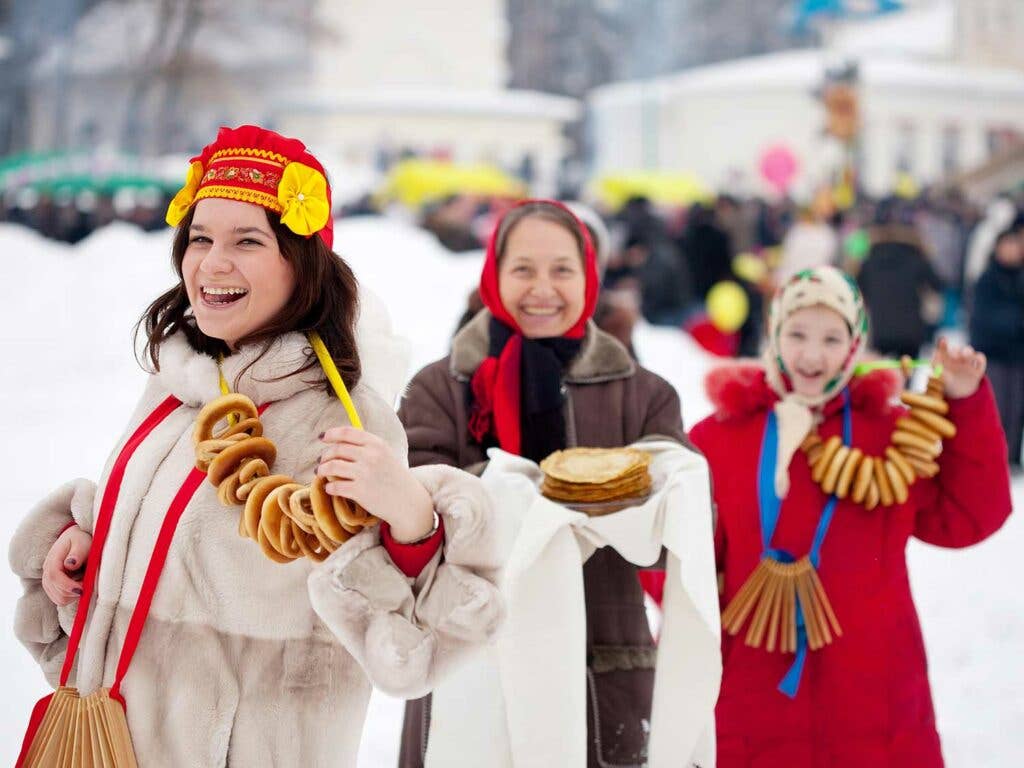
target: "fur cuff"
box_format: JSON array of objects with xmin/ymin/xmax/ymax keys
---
[
  {"xmin": 9, "ymin": 479, "xmax": 95, "ymax": 578},
  {"xmin": 9, "ymin": 479, "xmax": 94, "ymax": 688},
  {"xmin": 307, "ymin": 466, "xmax": 503, "ymax": 698}
]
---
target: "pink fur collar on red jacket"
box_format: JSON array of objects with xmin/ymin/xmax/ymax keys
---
[{"xmin": 704, "ymin": 361, "xmax": 902, "ymax": 421}]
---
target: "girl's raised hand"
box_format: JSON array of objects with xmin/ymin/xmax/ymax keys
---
[{"xmin": 933, "ymin": 336, "xmax": 986, "ymax": 399}]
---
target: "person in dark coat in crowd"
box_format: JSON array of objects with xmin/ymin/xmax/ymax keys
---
[
  {"xmin": 606, "ymin": 196, "xmax": 691, "ymax": 327},
  {"xmin": 636, "ymin": 232, "xmax": 692, "ymax": 326},
  {"xmin": 970, "ymin": 226, "xmax": 1024, "ymax": 470},
  {"xmin": 857, "ymin": 201, "xmax": 945, "ymax": 358},
  {"xmin": 680, "ymin": 202, "xmax": 733, "ymax": 303}
]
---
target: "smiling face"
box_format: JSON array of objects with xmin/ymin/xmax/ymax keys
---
[
  {"xmin": 778, "ymin": 305, "xmax": 852, "ymax": 397},
  {"xmin": 497, "ymin": 216, "xmax": 587, "ymax": 338},
  {"xmin": 181, "ymin": 197, "xmax": 296, "ymax": 349}
]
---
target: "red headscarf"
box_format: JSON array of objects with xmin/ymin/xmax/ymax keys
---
[{"xmin": 468, "ymin": 199, "xmax": 600, "ymax": 455}]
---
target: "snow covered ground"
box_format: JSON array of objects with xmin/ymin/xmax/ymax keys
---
[{"xmin": 0, "ymin": 216, "xmax": 1019, "ymax": 765}]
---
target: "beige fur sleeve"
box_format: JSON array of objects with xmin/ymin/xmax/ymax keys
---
[
  {"xmin": 307, "ymin": 463, "xmax": 504, "ymax": 699},
  {"xmin": 8, "ymin": 478, "xmax": 96, "ymax": 687}
]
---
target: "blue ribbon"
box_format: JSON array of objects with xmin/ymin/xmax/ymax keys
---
[{"xmin": 756, "ymin": 390, "xmax": 852, "ymax": 698}]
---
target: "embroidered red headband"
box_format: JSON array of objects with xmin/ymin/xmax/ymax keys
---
[{"xmin": 165, "ymin": 124, "xmax": 334, "ymax": 248}]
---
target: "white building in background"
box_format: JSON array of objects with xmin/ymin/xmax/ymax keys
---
[
  {"xmin": 588, "ymin": 0, "xmax": 1024, "ymax": 200},
  {"xmin": 25, "ymin": 0, "xmax": 579, "ymax": 198},
  {"xmin": 272, "ymin": 0, "xmax": 579, "ymax": 197}
]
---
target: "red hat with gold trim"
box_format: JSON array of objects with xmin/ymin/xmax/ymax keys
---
[{"xmin": 165, "ymin": 124, "xmax": 334, "ymax": 248}]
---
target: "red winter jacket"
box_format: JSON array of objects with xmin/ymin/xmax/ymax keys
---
[{"xmin": 689, "ymin": 364, "xmax": 1012, "ymax": 768}]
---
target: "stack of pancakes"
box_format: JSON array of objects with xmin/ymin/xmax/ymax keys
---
[{"xmin": 540, "ymin": 447, "xmax": 652, "ymax": 508}]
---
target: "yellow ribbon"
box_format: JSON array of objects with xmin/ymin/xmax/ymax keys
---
[
  {"xmin": 216, "ymin": 358, "xmax": 237, "ymax": 426},
  {"xmin": 308, "ymin": 331, "xmax": 363, "ymax": 429},
  {"xmin": 215, "ymin": 334, "xmax": 362, "ymax": 430}
]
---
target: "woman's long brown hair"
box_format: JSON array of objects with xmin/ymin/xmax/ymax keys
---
[{"xmin": 136, "ymin": 206, "xmax": 361, "ymax": 391}]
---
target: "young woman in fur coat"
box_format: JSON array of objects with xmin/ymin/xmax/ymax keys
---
[
  {"xmin": 689, "ymin": 265, "xmax": 1012, "ymax": 767},
  {"xmin": 10, "ymin": 125, "xmax": 502, "ymax": 767}
]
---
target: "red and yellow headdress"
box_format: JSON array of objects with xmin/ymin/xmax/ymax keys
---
[{"xmin": 165, "ymin": 124, "xmax": 334, "ymax": 248}]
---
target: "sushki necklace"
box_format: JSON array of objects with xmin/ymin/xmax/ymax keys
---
[{"xmin": 197, "ymin": 332, "xmax": 377, "ymax": 564}]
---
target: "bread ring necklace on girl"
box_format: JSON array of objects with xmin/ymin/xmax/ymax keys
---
[{"xmin": 193, "ymin": 331, "xmax": 379, "ymax": 564}]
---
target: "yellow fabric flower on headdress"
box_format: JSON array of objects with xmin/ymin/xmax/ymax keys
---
[
  {"xmin": 165, "ymin": 161, "xmax": 205, "ymax": 227},
  {"xmin": 278, "ymin": 161, "xmax": 330, "ymax": 237}
]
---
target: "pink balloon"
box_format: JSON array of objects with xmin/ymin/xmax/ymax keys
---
[{"xmin": 759, "ymin": 145, "xmax": 799, "ymax": 194}]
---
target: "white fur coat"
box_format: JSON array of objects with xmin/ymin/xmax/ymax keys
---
[{"xmin": 9, "ymin": 326, "xmax": 503, "ymax": 767}]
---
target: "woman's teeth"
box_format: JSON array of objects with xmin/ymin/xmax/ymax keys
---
[
  {"xmin": 204, "ymin": 287, "xmax": 247, "ymax": 295},
  {"xmin": 522, "ymin": 307, "xmax": 561, "ymax": 316},
  {"xmin": 202, "ymin": 287, "xmax": 248, "ymax": 305}
]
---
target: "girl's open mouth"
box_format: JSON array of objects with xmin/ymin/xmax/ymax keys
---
[{"xmin": 201, "ymin": 286, "xmax": 248, "ymax": 308}]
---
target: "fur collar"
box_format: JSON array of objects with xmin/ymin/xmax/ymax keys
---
[
  {"xmin": 705, "ymin": 360, "xmax": 902, "ymax": 420},
  {"xmin": 152, "ymin": 288, "xmax": 410, "ymax": 409},
  {"xmin": 154, "ymin": 332, "xmax": 321, "ymax": 407},
  {"xmin": 449, "ymin": 309, "xmax": 635, "ymax": 384}
]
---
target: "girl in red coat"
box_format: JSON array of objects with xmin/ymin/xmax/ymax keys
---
[{"xmin": 689, "ymin": 265, "xmax": 1012, "ymax": 767}]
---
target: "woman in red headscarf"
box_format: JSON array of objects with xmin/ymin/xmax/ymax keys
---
[{"xmin": 397, "ymin": 199, "xmax": 694, "ymax": 767}]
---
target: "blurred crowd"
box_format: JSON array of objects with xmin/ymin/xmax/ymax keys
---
[{"xmin": 0, "ymin": 186, "xmax": 171, "ymax": 243}]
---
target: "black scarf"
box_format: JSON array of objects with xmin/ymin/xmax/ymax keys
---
[{"xmin": 485, "ymin": 316, "xmax": 583, "ymax": 463}]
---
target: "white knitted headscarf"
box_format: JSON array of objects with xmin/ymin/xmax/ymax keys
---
[{"xmin": 763, "ymin": 266, "xmax": 869, "ymax": 497}]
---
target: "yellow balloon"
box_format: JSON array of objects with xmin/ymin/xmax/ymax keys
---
[
  {"xmin": 732, "ymin": 252, "xmax": 768, "ymax": 284},
  {"xmin": 833, "ymin": 181, "xmax": 856, "ymax": 211},
  {"xmin": 707, "ymin": 281, "xmax": 750, "ymax": 333}
]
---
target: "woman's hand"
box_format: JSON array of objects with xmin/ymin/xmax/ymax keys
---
[
  {"xmin": 318, "ymin": 427, "xmax": 436, "ymax": 542},
  {"xmin": 42, "ymin": 525, "xmax": 92, "ymax": 606},
  {"xmin": 934, "ymin": 336, "xmax": 987, "ymax": 399}
]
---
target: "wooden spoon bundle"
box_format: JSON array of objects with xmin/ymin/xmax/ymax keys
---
[
  {"xmin": 800, "ymin": 371, "xmax": 953, "ymax": 510},
  {"xmin": 193, "ymin": 393, "xmax": 378, "ymax": 564},
  {"xmin": 19, "ymin": 687, "xmax": 137, "ymax": 768},
  {"xmin": 721, "ymin": 556, "xmax": 842, "ymax": 652}
]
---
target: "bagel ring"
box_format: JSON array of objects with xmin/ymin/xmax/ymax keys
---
[
  {"xmin": 873, "ymin": 458, "xmax": 894, "ymax": 507},
  {"xmin": 899, "ymin": 391, "xmax": 950, "ymax": 416},
  {"xmin": 835, "ymin": 448, "xmax": 863, "ymax": 499},
  {"xmin": 812, "ymin": 436, "xmax": 843, "ymax": 484},
  {"xmin": 822, "ymin": 445, "xmax": 851, "ymax": 496},
  {"xmin": 194, "ymin": 393, "xmax": 259, "ymax": 444},
  {"xmin": 851, "ymin": 456, "xmax": 874, "ymax": 504},
  {"xmin": 208, "ymin": 437, "xmax": 277, "ymax": 487},
  {"xmin": 884, "ymin": 460, "xmax": 909, "ymax": 505},
  {"xmin": 885, "ymin": 447, "xmax": 916, "ymax": 486}
]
